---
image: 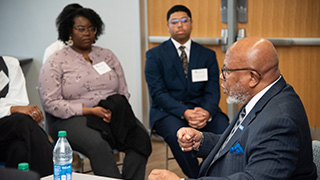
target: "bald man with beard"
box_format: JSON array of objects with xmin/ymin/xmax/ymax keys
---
[{"xmin": 148, "ymin": 37, "xmax": 317, "ymax": 180}]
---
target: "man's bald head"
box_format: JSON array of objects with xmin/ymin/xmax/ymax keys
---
[
  {"xmin": 221, "ymin": 37, "xmax": 281, "ymax": 103},
  {"xmin": 226, "ymin": 37, "xmax": 280, "ymax": 83}
]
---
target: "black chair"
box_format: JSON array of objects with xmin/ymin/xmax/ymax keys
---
[
  {"xmin": 312, "ymin": 140, "xmax": 320, "ymax": 180},
  {"xmin": 151, "ymin": 130, "xmax": 175, "ymax": 169}
]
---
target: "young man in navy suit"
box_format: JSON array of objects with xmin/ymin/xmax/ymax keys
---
[
  {"xmin": 148, "ymin": 37, "xmax": 317, "ymax": 180},
  {"xmin": 145, "ymin": 5, "xmax": 229, "ymax": 178}
]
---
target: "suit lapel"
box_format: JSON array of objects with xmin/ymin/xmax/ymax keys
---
[
  {"xmin": 211, "ymin": 106, "xmax": 247, "ymax": 162},
  {"xmin": 164, "ymin": 40, "xmax": 187, "ymax": 86},
  {"xmin": 188, "ymin": 41, "xmax": 200, "ymax": 79},
  {"xmin": 198, "ymin": 109, "xmax": 243, "ymax": 176}
]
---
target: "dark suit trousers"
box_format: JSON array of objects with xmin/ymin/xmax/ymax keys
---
[
  {"xmin": 0, "ymin": 113, "xmax": 53, "ymax": 177},
  {"xmin": 154, "ymin": 111, "xmax": 228, "ymax": 178}
]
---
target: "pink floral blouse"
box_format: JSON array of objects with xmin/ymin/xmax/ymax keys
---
[{"xmin": 38, "ymin": 46, "xmax": 130, "ymax": 119}]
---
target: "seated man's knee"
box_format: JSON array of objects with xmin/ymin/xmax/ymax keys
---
[{"xmin": 10, "ymin": 113, "xmax": 35, "ymax": 127}]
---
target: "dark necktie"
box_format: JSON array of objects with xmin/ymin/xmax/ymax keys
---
[
  {"xmin": 0, "ymin": 56, "xmax": 9, "ymax": 98},
  {"xmin": 215, "ymin": 107, "xmax": 246, "ymax": 158},
  {"xmin": 179, "ymin": 46, "xmax": 188, "ymax": 78}
]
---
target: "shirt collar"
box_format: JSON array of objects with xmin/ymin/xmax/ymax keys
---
[
  {"xmin": 244, "ymin": 75, "xmax": 282, "ymax": 118},
  {"xmin": 171, "ymin": 38, "xmax": 191, "ymax": 52}
]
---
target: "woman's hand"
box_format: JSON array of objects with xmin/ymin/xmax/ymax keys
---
[{"xmin": 83, "ymin": 106, "xmax": 112, "ymax": 123}]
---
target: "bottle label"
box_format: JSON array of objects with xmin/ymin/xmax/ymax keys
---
[{"xmin": 54, "ymin": 163, "xmax": 72, "ymax": 180}]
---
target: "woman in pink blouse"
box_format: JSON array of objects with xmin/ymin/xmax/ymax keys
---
[{"xmin": 38, "ymin": 7, "xmax": 150, "ymax": 180}]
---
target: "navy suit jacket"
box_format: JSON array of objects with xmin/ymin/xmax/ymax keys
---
[
  {"xmin": 145, "ymin": 39, "xmax": 222, "ymax": 128},
  {"xmin": 190, "ymin": 77, "xmax": 317, "ymax": 180}
]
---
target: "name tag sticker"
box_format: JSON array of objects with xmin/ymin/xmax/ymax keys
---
[
  {"xmin": 93, "ymin": 61, "xmax": 111, "ymax": 75},
  {"xmin": 0, "ymin": 70, "xmax": 9, "ymax": 91},
  {"xmin": 192, "ymin": 68, "xmax": 208, "ymax": 82}
]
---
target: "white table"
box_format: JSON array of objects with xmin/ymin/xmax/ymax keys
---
[{"xmin": 41, "ymin": 172, "xmax": 122, "ymax": 180}]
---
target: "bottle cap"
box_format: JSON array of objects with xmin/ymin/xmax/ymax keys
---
[
  {"xmin": 58, "ymin": 130, "xmax": 67, "ymax": 137},
  {"xmin": 18, "ymin": 162, "xmax": 29, "ymax": 171}
]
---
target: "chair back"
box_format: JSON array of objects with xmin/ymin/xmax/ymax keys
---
[{"xmin": 312, "ymin": 140, "xmax": 320, "ymax": 180}]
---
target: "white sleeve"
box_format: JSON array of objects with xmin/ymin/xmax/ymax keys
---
[
  {"xmin": 42, "ymin": 40, "xmax": 66, "ymax": 64},
  {"xmin": 0, "ymin": 56, "xmax": 29, "ymax": 118}
]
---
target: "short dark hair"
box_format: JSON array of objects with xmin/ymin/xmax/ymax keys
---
[
  {"xmin": 56, "ymin": 3, "xmax": 83, "ymax": 28},
  {"xmin": 57, "ymin": 8, "xmax": 105, "ymax": 44},
  {"xmin": 166, "ymin": 5, "xmax": 192, "ymax": 21}
]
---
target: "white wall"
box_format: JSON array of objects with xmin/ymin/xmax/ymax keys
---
[{"xmin": 0, "ymin": 0, "xmax": 143, "ymax": 120}]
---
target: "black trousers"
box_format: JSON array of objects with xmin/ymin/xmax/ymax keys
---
[
  {"xmin": 46, "ymin": 114, "xmax": 148, "ymax": 180},
  {"xmin": 0, "ymin": 113, "xmax": 53, "ymax": 177}
]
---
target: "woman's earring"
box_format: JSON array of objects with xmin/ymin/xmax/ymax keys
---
[{"xmin": 66, "ymin": 36, "xmax": 73, "ymax": 46}]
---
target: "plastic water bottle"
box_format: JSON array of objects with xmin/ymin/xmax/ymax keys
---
[
  {"xmin": 18, "ymin": 162, "xmax": 29, "ymax": 171},
  {"xmin": 53, "ymin": 130, "xmax": 73, "ymax": 180}
]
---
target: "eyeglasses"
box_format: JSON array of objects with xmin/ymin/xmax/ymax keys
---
[
  {"xmin": 73, "ymin": 26, "xmax": 97, "ymax": 34},
  {"xmin": 221, "ymin": 64, "xmax": 261, "ymax": 79},
  {"xmin": 168, "ymin": 17, "xmax": 191, "ymax": 25}
]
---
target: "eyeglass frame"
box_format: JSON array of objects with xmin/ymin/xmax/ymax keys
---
[
  {"xmin": 221, "ymin": 64, "xmax": 261, "ymax": 79},
  {"xmin": 73, "ymin": 26, "xmax": 97, "ymax": 34},
  {"xmin": 168, "ymin": 17, "xmax": 191, "ymax": 25}
]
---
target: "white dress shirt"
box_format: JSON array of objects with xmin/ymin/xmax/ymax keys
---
[
  {"xmin": 243, "ymin": 75, "xmax": 281, "ymax": 119},
  {"xmin": 0, "ymin": 56, "xmax": 29, "ymax": 118},
  {"xmin": 171, "ymin": 38, "xmax": 191, "ymax": 62},
  {"xmin": 42, "ymin": 40, "xmax": 66, "ymax": 64}
]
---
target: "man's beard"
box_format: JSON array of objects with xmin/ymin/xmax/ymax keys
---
[{"xmin": 226, "ymin": 82, "xmax": 250, "ymax": 105}]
